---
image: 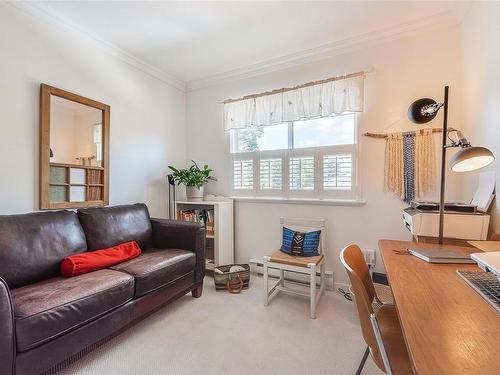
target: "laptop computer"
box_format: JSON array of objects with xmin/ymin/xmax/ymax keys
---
[
  {"xmin": 408, "ymin": 248, "xmax": 475, "ymax": 263},
  {"xmin": 458, "ymin": 251, "xmax": 500, "ymax": 313},
  {"xmin": 471, "ymin": 251, "xmax": 500, "ymax": 280}
]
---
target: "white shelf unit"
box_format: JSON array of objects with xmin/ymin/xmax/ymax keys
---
[{"xmin": 175, "ymin": 200, "xmax": 234, "ymax": 271}]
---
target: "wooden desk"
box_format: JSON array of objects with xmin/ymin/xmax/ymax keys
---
[
  {"xmin": 379, "ymin": 240, "xmax": 500, "ymax": 375},
  {"xmin": 468, "ymin": 240, "xmax": 500, "ymax": 252}
]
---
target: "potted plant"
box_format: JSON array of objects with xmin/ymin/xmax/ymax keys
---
[{"xmin": 168, "ymin": 161, "xmax": 217, "ymax": 201}]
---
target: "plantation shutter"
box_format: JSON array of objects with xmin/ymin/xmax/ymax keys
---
[
  {"xmin": 289, "ymin": 157, "xmax": 315, "ymax": 190},
  {"xmin": 260, "ymin": 158, "xmax": 282, "ymax": 189},
  {"xmin": 323, "ymin": 155, "xmax": 353, "ymax": 190},
  {"xmin": 233, "ymin": 160, "xmax": 253, "ymax": 189}
]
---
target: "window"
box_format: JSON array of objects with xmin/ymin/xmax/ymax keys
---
[
  {"xmin": 93, "ymin": 124, "xmax": 102, "ymax": 164},
  {"xmin": 233, "ymin": 123, "xmax": 288, "ymax": 153},
  {"xmin": 293, "ymin": 116, "xmax": 355, "ymax": 148},
  {"xmin": 230, "ymin": 113, "xmax": 358, "ymax": 200}
]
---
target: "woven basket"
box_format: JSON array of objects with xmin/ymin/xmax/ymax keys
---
[{"xmin": 214, "ymin": 264, "xmax": 250, "ymax": 293}]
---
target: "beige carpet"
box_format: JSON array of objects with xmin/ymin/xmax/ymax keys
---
[{"xmin": 60, "ymin": 275, "xmax": 383, "ymax": 375}]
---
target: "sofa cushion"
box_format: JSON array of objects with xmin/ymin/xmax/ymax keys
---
[
  {"xmin": 110, "ymin": 249, "xmax": 195, "ymax": 297},
  {"xmin": 78, "ymin": 203, "xmax": 153, "ymax": 251},
  {"xmin": 11, "ymin": 269, "xmax": 134, "ymax": 352},
  {"xmin": 0, "ymin": 210, "xmax": 87, "ymax": 289}
]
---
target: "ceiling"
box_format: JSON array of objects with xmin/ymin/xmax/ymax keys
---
[{"xmin": 30, "ymin": 1, "xmax": 467, "ymax": 90}]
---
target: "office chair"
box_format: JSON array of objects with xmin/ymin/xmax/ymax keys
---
[{"xmin": 340, "ymin": 244, "xmax": 412, "ymax": 375}]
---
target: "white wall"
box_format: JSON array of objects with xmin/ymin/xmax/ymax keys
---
[
  {"xmin": 0, "ymin": 3, "xmax": 186, "ymax": 217},
  {"xmin": 460, "ymin": 2, "xmax": 500, "ymax": 234},
  {"xmin": 186, "ymin": 27, "xmax": 464, "ymax": 284}
]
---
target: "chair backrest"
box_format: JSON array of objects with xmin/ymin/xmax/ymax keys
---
[
  {"xmin": 340, "ymin": 244, "xmax": 382, "ymax": 366},
  {"xmin": 280, "ymin": 217, "xmax": 326, "ymax": 255}
]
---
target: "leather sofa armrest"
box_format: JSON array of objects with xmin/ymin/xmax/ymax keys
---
[
  {"xmin": 151, "ymin": 218, "xmax": 206, "ymax": 283},
  {"xmin": 0, "ymin": 277, "xmax": 15, "ymax": 375}
]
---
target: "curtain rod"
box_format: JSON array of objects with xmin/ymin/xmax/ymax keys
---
[
  {"xmin": 363, "ymin": 127, "xmax": 456, "ymax": 139},
  {"xmin": 222, "ymin": 70, "xmax": 369, "ymax": 104}
]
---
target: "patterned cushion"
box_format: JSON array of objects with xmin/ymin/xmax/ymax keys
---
[{"xmin": 281, "ymin": 227, "xmax": 321, "ymax": 256}]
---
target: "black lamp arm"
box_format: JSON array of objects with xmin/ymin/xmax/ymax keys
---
[{"xmin": 444, "ymin": 129, "xmax": 471, "ymax": 149}]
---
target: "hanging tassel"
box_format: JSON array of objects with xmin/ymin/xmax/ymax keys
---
[
  {"xmin": 403, "ymin": 133, "xmax": 416, "ymax": 203},
  {"xmin": 385, "ymin": 129, "xmax": 435, "ymax": 203},
  {"xmin": 385, "ymin": 133, "xmax": 404, "ymax": 198},
  {"xmin": 415, "ymin": 128, "xmax": 436, "ymax": 197}
]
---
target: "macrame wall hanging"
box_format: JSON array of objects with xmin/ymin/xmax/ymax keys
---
[{"xmin": 365, "ymin": 128, "xmax": 437, "ymax": 203}]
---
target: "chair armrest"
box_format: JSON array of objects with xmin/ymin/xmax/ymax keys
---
[
  {"xmin": 151, "ymin": 218, "xmax": 206, "ymax": 283},
  {"xmin": 0, "ymin": 277, "xmax": 15, "ymax": 375}
]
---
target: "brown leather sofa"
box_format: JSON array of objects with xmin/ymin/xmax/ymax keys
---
[{"xmin": 0, "ymin": 203, "xmax": 205, "ymax": 375}]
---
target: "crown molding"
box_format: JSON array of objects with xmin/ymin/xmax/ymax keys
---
[
  {"xmin": 6, "ymin": 1, "xmax": 187, "ymax": 92},
  {"xmin": 186, "ymin": 10, "xmax": 460, "ymax": 92},
  {"xmin": 6, "ymin": 1, "xmax": 461, "ymax": 94}
]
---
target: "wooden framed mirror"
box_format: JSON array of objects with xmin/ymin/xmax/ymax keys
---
[{"xmin": 39, "ymin": 84, "xmax": 110, "ymax": 209}]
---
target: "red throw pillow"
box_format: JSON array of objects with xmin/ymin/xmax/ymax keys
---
[{"xmin": 61, "ymin": 241, "xmax": 142, "ymax": 277}]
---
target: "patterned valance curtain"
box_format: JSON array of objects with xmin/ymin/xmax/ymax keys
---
[{"xmin": 223, "ymin": 73, "xmax": 365, "ymax": 131}]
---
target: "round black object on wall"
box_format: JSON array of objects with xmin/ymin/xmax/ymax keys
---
[{"xmin": 408, "ymin": 98, "xmax": 438, "ymax": 124}]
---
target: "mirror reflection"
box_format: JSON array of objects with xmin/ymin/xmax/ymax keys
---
[{"xmin": 50, "ymin": 96, "xmax": 103, "ymax": 167}]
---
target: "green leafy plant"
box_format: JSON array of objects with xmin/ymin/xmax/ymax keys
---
[{"xmin": 168, "ymin": 161, "xmax": 217, "ymax": 188}]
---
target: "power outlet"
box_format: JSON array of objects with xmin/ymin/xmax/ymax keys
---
[{"xmin": 361, "ymin": 248, "xmax": 376, "ymax": 268}]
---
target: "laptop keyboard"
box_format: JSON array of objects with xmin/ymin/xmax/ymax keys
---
[{"xmin": 457, "ymin": 271, "xmax": 500, "ymax": 314}]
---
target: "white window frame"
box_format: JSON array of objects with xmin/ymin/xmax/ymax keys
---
[{"xmin": 230, "ymin": 114, "xmax": 359, "ymax": 201}]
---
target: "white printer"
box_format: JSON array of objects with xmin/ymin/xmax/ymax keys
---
[{"xmin": 403, "ymin": 172, "xmax": 495, "ymax": 241}]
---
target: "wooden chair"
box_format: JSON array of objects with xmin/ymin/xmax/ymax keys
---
[
  {"xmin": 340, "ymin": 244, "xmax": 413, "ymax": 375},
  {"xmin": 263, "ymin": 217, "xmax": 326, "ymax": 319}
]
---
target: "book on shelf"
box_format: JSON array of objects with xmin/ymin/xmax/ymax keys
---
[{"xmin": 177, "ymin": 208, "xmax": 215, "ymax": 236}]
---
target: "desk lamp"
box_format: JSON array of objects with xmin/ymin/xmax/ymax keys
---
[{"xmin": 408, "ymin": 86, "xmax": 495, "ymax": 244}]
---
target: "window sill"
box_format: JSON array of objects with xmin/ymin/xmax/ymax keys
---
[{"xmin": 230, "ymin": 197, "xmax": 366, "ymax": 206}]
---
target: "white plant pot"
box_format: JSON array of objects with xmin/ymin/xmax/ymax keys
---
[{"xmin": 186, "ymin": 186, "xmax": 204, "ymax": 202}]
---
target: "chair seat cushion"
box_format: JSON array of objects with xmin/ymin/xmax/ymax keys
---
[
  {"xmin": 110, "ymin": 248, "xmax": 196, "ymax": 297},
  {"xmin": 12, "ymin": 269, "xmax": 134, "ymax": 352},
  {"xmin": 269, "ymin": 250, "xmax": 323, "ymax": 267}
]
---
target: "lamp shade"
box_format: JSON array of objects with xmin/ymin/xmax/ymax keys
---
[
  {"xmin": 408, "ymin": 98, "xmax": 438, "ymax": 124},
  {"xmin": 449, "ymin": 146, "xmax": 495, "ymax": 172}
]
